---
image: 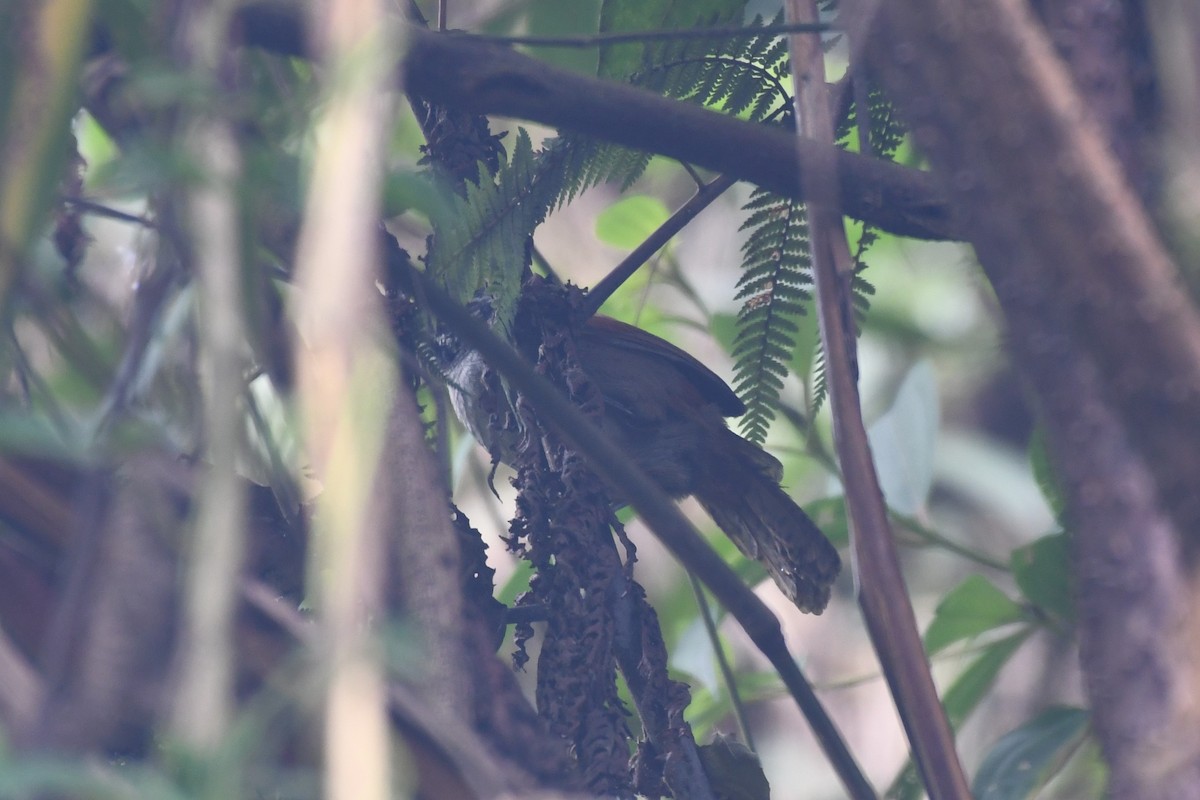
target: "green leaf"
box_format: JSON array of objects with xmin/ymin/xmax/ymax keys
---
[
  {"xmin": 594, "ymin": 194, "xmax": 669, "ymax": 247},
  {"xmin": 76, "ymin": 111, "xmax": 120, "ymax": 187},
  {"xmin": 868, "ymin": 359, "xmax": 939, "ymax": 516},
  {"xmin": 382, "ymin": 170, "xmax": 450, "ymax": 221},
  {"xmin": 973, "ymin": 707, "xmax": 1090, "ymax": 800},
  {"xmin": 426, "ymin": 129, "xmax": 552, "ymax": 322},
  {"xmin": 732, "ymin": 188, "xmax": 812, "ymax": 443},
  {"xmin": 887, "ymin": 632, "xmax": 1030, "ymax": 800},
  {"xmin": 804, "ymin": 496, "xmax": 849, "ymax": 549},
  {"xmin": 942, "ymin": 632, "xmax": 1029, "ymax": 728},
  {"xmin": 497, "ymin": 559, "xmax": 534, "ymax": 608},
  {"xmin": 924, "ymin": 575, "xmax": 1024, "ymax": 656},
  {"xmin": 1029, "ymin": 428, "xmax": 1068, "ymax": 522},
  {"xmin": 698, "ymin": 733, "xmax": 770, "ymax": 800},
  {"xmin": 1011, "ymin": 532, "xmax": 1074, "ymax": 623}
]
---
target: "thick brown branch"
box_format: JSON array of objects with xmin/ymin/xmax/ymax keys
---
[
  {"xmin": 859, "ymin": 0, "xmax": 1200, "ymax": 794},
  {"xmin": 232, "ymin": 2, "xmax": 956, "ymax": 241},
  {"xmin": 856, "ymin": 0, "xmax": 1200, "ymax": 557}
]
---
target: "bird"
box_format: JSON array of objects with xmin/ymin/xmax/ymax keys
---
[{"xmin": 447, "ymin": 311, "xmax": 840, "ymax": 613}]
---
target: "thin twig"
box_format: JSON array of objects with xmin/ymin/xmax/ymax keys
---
[
  {"xmin": 95, "ymin": 261, "xmax": 183, "ymax": 435},
  {"xmin": 898, "ymin": 516, "xmax": 1009, "ymax": 572},
  {"xmin": 688, "ymin": 573, "xmax": 756, "ymax": 752},
  {"xmin": 580, "ymin": 174, "xmax": 737, "ymax": 319},
  {"xmin": 680, "ymin": 162, "xmax": 707, "ymax": 188},
  {"xmin": 469, "ymin": 22, "xmax": 833, "ymax": 48},
  {"xmin": 529, "ymin": 243, "xmax": 563, "ymax": 284},
  {"xmin": 59, "ymin": 196, "xmax": 157, "ymax": 228}
]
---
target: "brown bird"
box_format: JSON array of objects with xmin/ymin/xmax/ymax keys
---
[{"xmin": 449, "ymin": 313, "xmax": 841, "ymax": 613}]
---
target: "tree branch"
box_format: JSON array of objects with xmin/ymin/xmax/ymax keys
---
[
  {"xmin": 232, "ymin": 2, "xmax": 957, "ymax": 241},
  {"xmin": 855, "ymin": 0, "xmax": 1200, "ymax": 558},
  {"xmin": 413, "ymin": 268, "xmax": 877, "ymax": 800},
  {"xmin": 858, "ymin": 0, "xmax": 1200, "ymax": 792}
]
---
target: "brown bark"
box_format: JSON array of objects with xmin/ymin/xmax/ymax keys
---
[
  {"xmin": 854, "ymin": 0, "xmax": 1200, "ymax": 795},
  {"xmin": 232, "ymin": 2, "xmax": 956, "ymax": 241}
]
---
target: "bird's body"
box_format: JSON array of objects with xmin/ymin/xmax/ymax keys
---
[{"xmin": 449, "ymin": 314, "xmax": 841, "ymax": 613}]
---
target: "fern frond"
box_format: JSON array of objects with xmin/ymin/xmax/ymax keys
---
[
  {"xmin": 546, "ymin": 14, "xmax": 792, "ymax": 206},
  {"xmin": 425, "ymin": 130, "xmax": 556, "ymax": 322},
  {"xmin": 864, "ymin": 83, "xmax": 906, "ymax": 159},
  {"xmin": 806, "ymin": 266, "xmax": 875, "ymax": 415},
  {"xmin": 810, "ymin": 338, "xmax": 829, "ymax": 414},
  {"xmin": 731, "ymin": 187, "xmax": 813, "ymax": 444},
  {"xmin": 836, "ymin": 79, "xmax": 907, "ymax": 267},
  {"xmin": 791, "ymin": 77, "xmax": 895, "ymax": 412}
]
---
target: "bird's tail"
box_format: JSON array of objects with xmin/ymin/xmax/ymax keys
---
[{"xmin": 694, "ymin": 430, "xmax": 840, "ymax": 613}]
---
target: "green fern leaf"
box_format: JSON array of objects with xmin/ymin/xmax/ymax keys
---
[
  {"xmin": 731, "ymin": 187, "xmax": 813, "ymax": 444},
  {"xmin": 810, "ymin": 340, "xmax": 830, "ymax": 414},
  {"xmin": 425, "ymin": 130, "xmax": 556, "ymax": 324},
  {"xmin": 546, "ymin": 12, "xmax": 792, "ymax": 206}
]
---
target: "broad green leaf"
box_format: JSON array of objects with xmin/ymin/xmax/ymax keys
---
[
  {"xmin": 497, "ymin": 558, "xmax": 534, "ymax": 608},
  {"xmin": 924, "ymin": 575, "xmax": 1024, "ymax": 656},
  {"xmin": 76, "ymin": 111, "xmax": 119, "ymax": 188},
  {"xmin": 382, "ymin": 169, "xmax": 450, "ymax": 221},
  {"xmin": 595, "ymin": 194, "xmax": 669, "ymax": 248},
  {"xmin": 1012, "ymin": 532, "xmax": 1074, "ymax": 623},
  {"xmin": 887, "ymin": 631, "xmax": 1030, "ymax": 800},
  {"xmin": 973, "ymin": 707, "xmax": 1090, "ymax": 800},
  {"xmin": 868, "ymin": 360, "xmax": 939, "ymax": 516},
  {"xmin": 942, "ymin": 633, "xmax": 1030, "ymax": 728}
]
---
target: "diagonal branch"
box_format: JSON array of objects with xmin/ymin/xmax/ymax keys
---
[{"xmin": 413, "ymin": 267, "xmax": 877, "ymax": 800}]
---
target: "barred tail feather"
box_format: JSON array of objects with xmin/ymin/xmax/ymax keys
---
[{"xmin": 695, "ymin": 432, "xmax": 840, "ymax": 613}]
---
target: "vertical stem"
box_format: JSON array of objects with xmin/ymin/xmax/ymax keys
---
[
  {"xmin": 782, "ymin": 2, "xmax": 971, "ymax": 797},
  {"xmin": 294, "ymin": 3, "xmax": 398, "ymax": 800},
  {"xmin": 0, "ymin": 0, "xmax": 92, "ymax": 309},
  {"xmin": 689, "ymin": 574, "xmax": 756, "ymax": 752},
  {"xmin": 171, "ymin": 0, "xmax": 247, "ymax": 765}
]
